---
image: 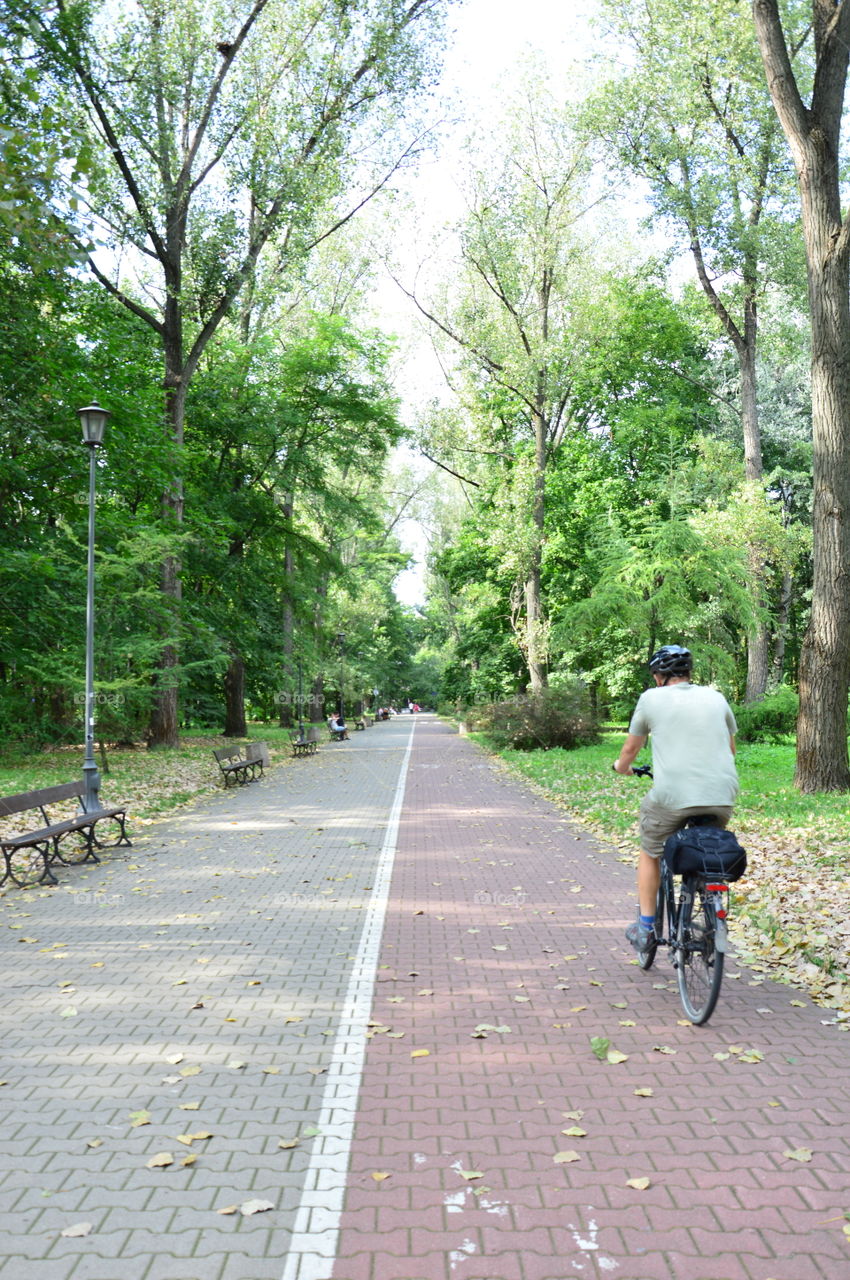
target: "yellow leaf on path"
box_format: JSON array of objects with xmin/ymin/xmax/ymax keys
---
[
  {"xmin": 279, "ymin": 1138, "xmax": 300, "ymax": 1149},
  {"xmin": 180, "ymin": 1065, "xmax": 201, "ymax": 1077},
  {"xmin": 166, "ymin": 1054, "xmax": 184, "ymax": 1065},
  {"xmin": 371, "ymin": 1171, "xmax": 392, "ymax": 1182},
  {"xmin": 146, "ymin": 1152, "xmax": 174, "ymax": 1169},
  {"xmin": 783, "ymin": 1147, "xmax": 813, "ymax": 1163},
  {"xmin": 562, "ymin": 1110, "xmax": 584, "ymax": 1120},
  {"xmin": 129, "ymin": 1110, "xmax": 151, "ymax": 1128},
  {"xmin": 653, "ymin": 1046, "xmax": 676, "ymax": 1055},
  {"xmin": 570, "ymin": 1006, "xmax": 587, "ymax": 1013},
  {"xmin": 607, "ymin": 1050, "xmax": 629, "ymax": 1064},
  {"xmin": 458, "ymin": 1169, "xmax": 483, "ymax": 1180},
  {"xmin": 61, "ymin": 1222, "xmax": 93, "ymax": 1238},
  {"xmin": 619, "ymin": 1020, "xmax": 636, "ymax": 1027},
  {"xmin": 714, "ymin": 1052, "xmax": 731, "ymax": 1061},
  {"xmin": 626, "ymin": 1177, "xmax": 651, "ymax": 1190},
  {"xmin": 411, "ymin": 1049, "xmax": 430, "ymax": 1059},
  {"xmin": 217, "ymin": 1205, "xmax": 238, "ymax": 1215},
  {"xmin": 86, "ymin": 1138, "xmax": 103, "ymax": 1149},
  {"xmin": 263, "ymin": 1066, "xmax": 280, "ymax": 1075},
  {"xmin": 554, "ymin": 1150, "xmax": 581, "ymax": 1164},
  {"xmin": 180, "ymin": 1154, "xmax": 197, "ymax": 1167},
  {"xmin": 562, "ymin": 1127, "xmax": 587, "ymax": 1137},
  {"xmin": 178, "ymin": 1102, "xmax": 200, "ymax": 1111},
  {"xmin": 634, "ymin": 1088, "xmax": 654, "ymax": 1097}
]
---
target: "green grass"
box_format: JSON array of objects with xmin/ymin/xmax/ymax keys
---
[
  {"xmin": 474, "ymin": 732, "xmax": 850, "ymax": 860},
  {"xmin": 0, "ymin": 724, "xmax": 300, "ymax": 822}
]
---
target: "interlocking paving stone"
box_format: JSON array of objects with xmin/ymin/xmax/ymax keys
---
[
  {"xmin": 2, "ymin": 715, "xmax": 849, "ymax": 1280},
  {"xmin": 326, "ymin": 716, "xmax": 850, "ymax": 1280}
]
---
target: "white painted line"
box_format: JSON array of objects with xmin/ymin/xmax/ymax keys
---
[{"xmin": 281, "ymin": 718, "xmax": 416, "ymax": 1280}]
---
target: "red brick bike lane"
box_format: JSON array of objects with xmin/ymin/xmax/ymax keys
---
[{"xmin": 330, "ymin": 716, "xmax": 850, "ymax": 1280}]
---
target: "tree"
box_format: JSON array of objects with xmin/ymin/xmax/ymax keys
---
[
  {"xmin": 7, "ymin": 0, "xmax": 446, "ymax": 744},
  {"xmin": 401, "ymin": 76, "xmax": 603, "ymax": 691},
  {"xmin": 751, "ymin": 0, "xmax": 850, "ymax": 791},
  {"xmin": 589, "ymin": 0, "xmax": 804, "ymax": 701}
]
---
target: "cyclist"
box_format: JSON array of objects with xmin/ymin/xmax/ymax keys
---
[{"xmin": 612, "ymin": 645, "xmax": 739, "ymax": 950}]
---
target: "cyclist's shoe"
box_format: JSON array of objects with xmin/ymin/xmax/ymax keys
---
[{"xmin": 625, "ymin": 918, "xmax": 655, "ymax": 951}]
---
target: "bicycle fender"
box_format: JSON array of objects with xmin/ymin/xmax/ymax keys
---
[{"xmin": 714, "ymin": 918, "xmax": 728, "ymax": 954}]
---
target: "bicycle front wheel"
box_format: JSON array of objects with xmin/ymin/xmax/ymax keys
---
[{"xmin": 676, "ymin": 877, "xmax": 723, "ymax": 1024}]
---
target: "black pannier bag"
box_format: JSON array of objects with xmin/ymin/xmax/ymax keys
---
[{"xmin": 663, "ymin": 825, "xmax": 747, "ymax": 882}]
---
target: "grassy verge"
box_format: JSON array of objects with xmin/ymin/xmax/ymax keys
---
[
  {"xmin": 471, "ymin": 730, "xmax": 850, "ymax": 1020},
  {"xmin": 0, "ymin": 725, "xmax": 301, "ymax": 827}
]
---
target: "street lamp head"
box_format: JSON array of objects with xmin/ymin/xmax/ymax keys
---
[{"xmin": 78, "ymin": 402, "xmax": 110, "ymax": 445}]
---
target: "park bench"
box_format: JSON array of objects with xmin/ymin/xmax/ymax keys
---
[
  {"xmin": 328, "ymin": 723, "xmax": 349, "ymax": 742},
  {"xmin": 0, "ymin": 782, "xmax": 131, "ymax": 889},
  {"xmin": 290, "ymin": 726, "xmax": 321, "ymax": 758},
  {"xmin": 213, "ymin": 741, "xmax": 266, "ymax": 787}
]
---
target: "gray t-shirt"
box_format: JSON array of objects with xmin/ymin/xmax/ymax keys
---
[{"xmin": 628, "ymin": 682, "xmax": 739, "ymax": 810}]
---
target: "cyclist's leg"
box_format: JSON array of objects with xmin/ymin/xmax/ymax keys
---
[{"xmin": 637, "ymin": 848, "xmax": 661, "ymax": 917}]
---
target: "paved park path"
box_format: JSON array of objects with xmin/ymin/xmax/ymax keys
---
[{"xmin": 1, "ymin": 715, "xmax": 847, "ymax": 1280}]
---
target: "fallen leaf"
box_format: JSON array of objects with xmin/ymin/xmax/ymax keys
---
[
  {"xmin": 129, "ymin": 1110, "xmax": 151, "ymax": 1128},
  {"xmin": 278, "ymin": 1138, "xmax": 300, "ymax": 1149},
  {"xmin": 371, "ymin": 1171, "xmax": 392, "ymax": 1182},
  {"xmin": 607, "ymin": 1050, "xmax": 629, "ymax": 1065},
  {"xmin": 180, "ymin": 1154, "xmax": 197, "ymax": 1167},
  {"xmin": 240, "ymin": 1198, "xmax": 275, "ymax": 1215},
  {"xmin": 217, "ymin": 1205, "xmax": 238, "ymax": 1215},
  {"xmin": 626, "ymin": 1177, "xmax": 651, "ymax": 1191},
  {"xmin": 178, "ymin": 1102, "xmax": 200, "ymax": 1111},
  {"xmin": 60, "ymin": 1222, "xmax": 93, "ymax": 1238},
  {"xmin": 634, "ymin": 1087, "xmax": 653, "ymax": 1097},
  {"xmin": 146, "ymin": 1152, "xmax": 174, "ymax": 1169},
  {"xmin": 553, "ymin": 1150, "xmax": 581, "ymax": 1164},
  {"xmin": 653, "ymin": 1046, "xmax": 676, "ymax": 1055},
  {"xmin": 179, "ymin": 1065, "xmax": 201, "ymax": 1077},
  {"xmin": 60, "ymin": 1007, "xmax": 78, "ymax": 1019},
  {"xmin": 783, "ymin": 1147, "xmax": 813, "ymax": 1163},
  {"xmin": 86, "ymin": 1138, "xmax": 103, "ymax": 1149},
  {"xmin": 458, "ymin": 1169, "xmax": 483, "ymax": 1181},
  {"xmin": 590, "ymin": 1037, "xmax": 610, "ymax": 1061},
  {"xmin": 410, "ymin": 1049, "xmax": 430, "ymax": 1059},
  {"xmin": 562, "ymin": 1126, "xmax": 587, "ymax": 1137}
]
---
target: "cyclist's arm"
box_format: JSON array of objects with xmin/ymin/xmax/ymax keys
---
[{"xmin": 613, "ymin": 733, "xmax": 646, "ymax": 775}]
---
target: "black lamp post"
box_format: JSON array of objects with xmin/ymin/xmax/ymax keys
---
[
  {"xmin": 78, "ymin": 402, "xmax": 110, "ymax": 812},
  {"xmin": 335, "ymin": 632, "xmax": 346, "ymax": 720}
]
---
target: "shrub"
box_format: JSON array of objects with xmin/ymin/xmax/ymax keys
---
[
  {"xmin": 732, "ymin": 685, "xmax": 798, "ymax": 742},
  {"xmin": 466, "ymin": 684, "xmax": 599, "ymax": 751}
]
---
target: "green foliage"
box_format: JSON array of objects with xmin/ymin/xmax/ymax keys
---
[
  {"xmin": 733, "ymin": 685, "xmax": 798, "ymax": 742},
  {"xmin": 466, "ymin": 684, "xmax": 599, "ymax": 752}
]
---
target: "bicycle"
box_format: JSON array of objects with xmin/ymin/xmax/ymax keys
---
[{"xmin": 630, "ymin": 764, "xmax": 740, "ymax": 1025}]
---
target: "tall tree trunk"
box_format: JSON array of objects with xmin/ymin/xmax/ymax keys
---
[
  {"xmin": 740, "ymin": 325, "xmax": 770, "ymax": 703},
  {"xmin": 224, "ymin": 652, "xmax": 247, "ymax": 737},
  {"xmin": 279, "ymin": 500, "xmax": 295, "ymax": 729},
  {"xmin": 769, "ymin": 568, "xmax": 793, "ymax": 690},
  {"xmin": 148, "ymin": 307, "xmax": 185, "ymax": 748},
  {"xmin": 525, "ymin": 405, "xmax": 548, "ymax": 693},
  {"xmin": 752, "ymin": 0, "xmax": 850, "ymax": 791}
]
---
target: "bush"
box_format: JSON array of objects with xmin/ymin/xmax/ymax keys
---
[
  {"xmin": 733, "ymin": 685, "xmax": 798, "ymax": 742},
  {"xmin": 466, "ymin": 684, "xmax": 599, "ymax": 752}
]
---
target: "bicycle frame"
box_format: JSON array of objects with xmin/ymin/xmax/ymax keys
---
[{"xmin": 648, "ymin": 862, "xmax": 729, "ymax": 1024}]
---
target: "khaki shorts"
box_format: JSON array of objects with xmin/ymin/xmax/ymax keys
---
[{"xmin": 639, "ymin": 795, "xmax": 734, "ymax": 859}]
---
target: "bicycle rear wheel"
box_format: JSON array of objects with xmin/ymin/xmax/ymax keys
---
[
  {"xmin": 637, "ymin": 883, "xmax": 664, "ymax": 971},
  {"xmin": 676, "ymin": 876, "xmax": 723, "ymax": 1024}
]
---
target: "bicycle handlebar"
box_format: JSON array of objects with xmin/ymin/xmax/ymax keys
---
[{"xmin": 630, "ymin": 764, "xmax": 653, "ymax": 778}]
